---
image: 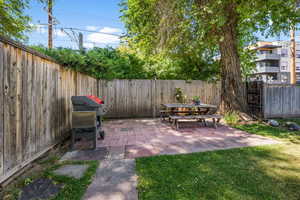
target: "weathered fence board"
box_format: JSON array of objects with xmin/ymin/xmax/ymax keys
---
[
  {"xmin": 0, "ymin": 36, "xmax": 221, "ymax": 183},
  {"xmin": 263, "ymin": 84, "xmax": 300, "ymax": 118},
  {"xmin": 0, "ymin": 42, "xmax": 4, "ymax": 176}
]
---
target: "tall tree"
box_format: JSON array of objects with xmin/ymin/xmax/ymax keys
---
[
  {"xmin": 121, "ymin": 0, "xmax": 300, "ymax": 114},
  {"xmin": 0, "ymin": 0, "xmax": 31, "ymax": 40}
]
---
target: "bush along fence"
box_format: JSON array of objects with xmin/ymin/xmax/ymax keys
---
[{"xmin": 0, "ymin": 36, "xmax": 221, "ymax": 184}]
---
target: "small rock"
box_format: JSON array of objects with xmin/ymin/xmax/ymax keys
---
[
  {"xmin": 285, "ymin": 122, "xmax": 300, "ymax": 131},
  {"xmin": 268, "ymin": 120, "xmax": 279, "ymax": 127}
]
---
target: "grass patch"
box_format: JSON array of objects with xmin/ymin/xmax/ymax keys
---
[
  {"xmin": 46, "ymin": 160, "xmax": 98, "ymax": 200},
  {"xmin": 136, "ymin": 144, "xmax": 300, "ymax": 200},
  {"xmin": 234, "ymin": 119, "xmax": 300, "ymax": 143},
  {"xmin": 3, "ymin": 160, "xmax": 99, "ymax": 200}
]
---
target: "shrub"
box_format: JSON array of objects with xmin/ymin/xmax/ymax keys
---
[{"xmin": 224, "ymin": 111, "xmax": 240, "ymax": 125}]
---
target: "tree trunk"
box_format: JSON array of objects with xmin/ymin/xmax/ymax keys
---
[{"xmin": 219, "ymin": 3, "xmax": 247, "ymax": 114}]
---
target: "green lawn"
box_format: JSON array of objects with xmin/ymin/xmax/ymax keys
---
[{"xmin": 136, "ymin": 120, "xmax": 300, "ymax": 200}]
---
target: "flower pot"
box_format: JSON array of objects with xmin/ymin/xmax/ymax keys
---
[{"xmin": 193, "ymin": 100, "xmax": 201, "ymax": 105}]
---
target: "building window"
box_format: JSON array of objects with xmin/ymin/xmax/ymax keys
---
[
  {"xmin": 267, "ymin": 73, "xmax": 277, "ymax": 81},
  {"xmin": 281, "ymin": 61, "xmax": 288, "ymax": 71},
  {"xmin": 296, "ymin": 62, "xmax": 300, "ymax": 71},
  {"xmin": 258, "ymin": 61, "xmax": 279, "ymax": 67},
  {"xmin": 281, "ymin": 49, "xmax": 288, "ymax": 57},
  {"xmin": 297, "ymin": 50, "xmax": 300, "ymax": 58}
]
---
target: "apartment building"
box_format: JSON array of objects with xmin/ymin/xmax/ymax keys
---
[{"xmin": 251, "ymin": 41, "xmax": 300, "ymax": 83}]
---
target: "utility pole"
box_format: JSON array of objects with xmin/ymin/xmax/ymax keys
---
[
  {"xmin": 48, "ymin": 0, "xmax": 53, "ymax": 49},
  {"xmin": 290, "ymin": 26, "xmax": 296, "ymax": 84},
  {"xmin": 290, "ymin": 0, "xmax": 300, "ymax": 84},
  {"xmin": 79, "ymin": 32, "xmax": 83, "ymax": 51}
]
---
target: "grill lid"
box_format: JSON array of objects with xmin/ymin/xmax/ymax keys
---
[
  {"xmin": 71, "ymin": 96, "xmax": 104, "ymax": 107},
  {"xmin": 87, "ymin": 95, "xmax": 104, "ymax": 104}
]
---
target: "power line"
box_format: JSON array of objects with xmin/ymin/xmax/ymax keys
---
[
  {"xmin": 32, "ymin": 24, "xmax": 124, "ymax": 37},
  {"xmin": 59, "ymin": 27, "xmax": 123, "ymax": 37}
]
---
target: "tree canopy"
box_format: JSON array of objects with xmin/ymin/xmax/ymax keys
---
[
  {"xmin": 120, "ymin": 0, "xmax": 300, "ymax": 113},
  {"xmin": 0, "ymin": 0, "xmax": 31, "ymax": 40}
]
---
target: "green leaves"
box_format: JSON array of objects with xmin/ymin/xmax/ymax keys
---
[
  {"xmin": 33, "ymin": 46, "xmax": 150, "ymax": 80},
  {"xmin": 120, "ymin": 0, "xmax": 300, "ymax": 80},
  {"xmin": 0, "ymin": 0, "xmax": 31, "ymax": 41}
]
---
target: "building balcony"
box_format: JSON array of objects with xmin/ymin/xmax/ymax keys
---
[
  {"xmin": 255, "ymin": 53, "xmax": 280, "ymax": 61},
  {"xmin": 254, "ymin": 66, "xmax": 280, "ymax": 73}
]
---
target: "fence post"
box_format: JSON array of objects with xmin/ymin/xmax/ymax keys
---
[{"xmin": 152, "ymin": 79, "xmax": 157, "ymax": 118}]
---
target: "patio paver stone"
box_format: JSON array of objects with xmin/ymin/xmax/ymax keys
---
[
  {"xmin": 19, "ymin": 178, "xmax": 63, "ymax": 200},
  {"xmin": 60, "ymin": 147, "xmax": 108, "ymax": 161},
  {"xmin": 53, "ymin": 164, "xmax": 89, "ymax": 179},
  {"xmin": 83, "ymin": 159, "xmax": 137, "ymax": 200}
]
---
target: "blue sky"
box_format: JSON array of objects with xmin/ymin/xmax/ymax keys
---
[
  {"xmin": 25, "ymin": 0, "xmax": 125, "ymax": 48},
  {"xmin": 25, "ymin": 0, "xmax": 297, "ymax": 49}
]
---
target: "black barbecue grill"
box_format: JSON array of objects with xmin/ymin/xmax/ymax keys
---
[{"xmin": 71, "ymin": 95, "xmax": 106, "ymax": 149}]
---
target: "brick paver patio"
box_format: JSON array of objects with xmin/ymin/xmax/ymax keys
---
[
  {"xmin": 96, "ymin": 118, "xmax": 280, "ymax": 159},
  {"xmin": 77, "ymin": 118, "xmax": 281, "ymax": 200}
]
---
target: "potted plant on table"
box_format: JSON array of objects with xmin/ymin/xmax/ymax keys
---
[
  {"xmin": 175, "ymin": 88, "xmax": 188, "ymax": 116},
  {"xmin": 192, "ymin": 96, "xmax": 201, "ymax": 105}
]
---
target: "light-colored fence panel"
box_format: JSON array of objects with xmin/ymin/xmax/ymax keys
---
[
  {"xmin": 264, "ymin": 84, "xmax": 300, "ymax": 118},
  {"xmin": 99, "ymin": 80, "xmax": 221, "ymax": 118},
  {"xmin": 76, "ymin": 73, "xmax": 97, "ymax": 95},
  {"xmin": 98, "ymin": 80, "xmax": 155, "ymax": 118}
]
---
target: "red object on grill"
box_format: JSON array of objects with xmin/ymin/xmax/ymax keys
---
[{"xmin": 87, "ymin": 95, "xmax": 104, "ymax": 104}]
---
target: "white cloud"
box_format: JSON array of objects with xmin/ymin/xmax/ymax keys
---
[
  {"xmin": 87, "ymin": 33, "xmax": 120, "ymax": 44},
  {"xmin": 86, "ymin": 26, "xmax": 122, "ymax": 44},
  {"xmin": 100, "ymin": 27, "xmax": 122, "ymax": 34},
  {"xmin": 86, "ymin": 26, "xmax": 99, "ymax": 31}
]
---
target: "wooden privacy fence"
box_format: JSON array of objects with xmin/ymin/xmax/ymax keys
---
[
  {"xmin": 0, "ymin": 37, "xmax": 98, "ymax": 183},
  {"xmin": 263, "ymin": 84, "xmax": 300, "ymax": 118},
  {"xmin": 0, "ymin": 36, "xmax": 220, "ymax": 183}
]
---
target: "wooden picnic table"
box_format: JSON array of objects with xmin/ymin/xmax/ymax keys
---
[
  {"xmin": 160, "ymin": 103, "xmax": 221, "ymax": 129},
  {"xmin": 162, "ymin": 103, "xmax": 217, "ymax": 109},
  {"xmin": 162, "ymin": 103, "xmax": 217, "ymax": 115}
]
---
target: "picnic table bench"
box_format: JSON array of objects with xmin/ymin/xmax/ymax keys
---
[{"xmin": 169, "ymin": 114, "xmax": 222, "ymax": 129}]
